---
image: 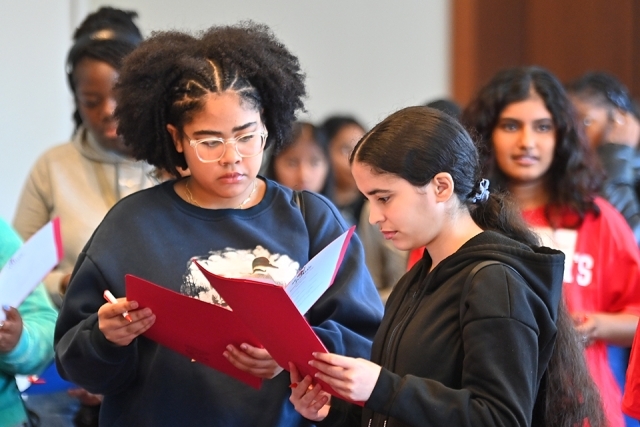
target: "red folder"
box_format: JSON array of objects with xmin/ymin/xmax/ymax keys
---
[
  {"xmin": 125, "ymin": 227, "xmax": 362, "ymax": 404},
  {"xmin": 126, "ymin": 276, "xmax": 262, "ymax": 388}
]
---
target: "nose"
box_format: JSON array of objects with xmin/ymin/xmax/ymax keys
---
[
  {"xmin": 299, "ymin": 164, "xmax": 314, "ymax": 186},
  {"xmin": 219, "ymin": 141, "xmax": 241, "ymax": 165},
  {"xmin": 368, "ymin": 202, "xmax": 384, "ymax": 225},
  {"xmin": 103, "ymin": 97, "xmax": 117, "ymax": 119},
  {"xmin": 518, "ymin": 126, "xmax": 535, "ymax": 149}
]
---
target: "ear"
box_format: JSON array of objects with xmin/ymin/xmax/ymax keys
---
[
  {"xmin": 432, "ymin": 172, "xmax": 454, "ymax": 203},
  {"xmin": 166, "ymin": 124, "xmax": 184, "ymax": 153}
]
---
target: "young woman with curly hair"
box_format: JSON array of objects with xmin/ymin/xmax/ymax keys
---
[
  {"xmin": 54, "ymin": 22, "xmax": 383, "ymax": 427},
  {"xmin": 462, "ymin": 66, "xmax": 640, "ymax": 427}
]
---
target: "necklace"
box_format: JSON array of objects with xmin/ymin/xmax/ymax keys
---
[
  {"xmin": 184, "ymin": 178, "xmax": 201, "ymax": 207},
  {"xmin": 184, "ymin": 178, "xmax": 258, "ymax": 209}
]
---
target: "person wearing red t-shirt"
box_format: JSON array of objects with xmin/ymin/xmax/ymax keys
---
[{"xmin": 462, "ymin": 66, "xmax": 640, "ymax": 427}]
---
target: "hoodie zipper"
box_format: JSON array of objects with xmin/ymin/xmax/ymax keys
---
[
  {"xmin": 370, "ymin": 286, "xmax": 421, "ymax": 427},
  {"xmin": 383, "ymin": 287, "xmax": 420, "ymax": 366}
]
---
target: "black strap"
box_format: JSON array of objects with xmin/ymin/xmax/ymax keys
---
[
  {"xmin": 459, "ymin": 260, "xmax": 548, "ymax": 423},
  {"xmin": 459, "ymin": 260, "xmax": 522, "ymax": 329}
]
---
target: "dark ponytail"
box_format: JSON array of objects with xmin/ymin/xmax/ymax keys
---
[{"xmin": 540, "ymin": 300, "xmax": 606, "ymax": 426}]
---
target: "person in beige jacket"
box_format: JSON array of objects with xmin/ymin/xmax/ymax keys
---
[
  {"xmin": 13, "ymin": 7, "xmax": 154, "ymax": 311},
  {"xmin": 12, "ymin": 7, "xmax": 154, "ymax": 427}
]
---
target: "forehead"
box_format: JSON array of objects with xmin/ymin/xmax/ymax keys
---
[
  {"xmin": 332, "ymin": 124, "xmax": 365, "ymax": 146},
  {"xmin": 499, "ymin": 95, "xmax": 553, "ymax": 120},
  {"xmin": 280, "ymin": 137, "xmax": 326, "ymax": 158},
  {"xmin": 351, "ymin": 161, "xmax": 403, "ymax": 189},
  {"xmin": 73, "ymin": 58, "xmax": 118, "ymax": 91},
  {"xmin": 187, "ymin": 91, "xmax": 261, "ymax": 127},
  {"xmin": 569, "ymin": 94, "xmax": 610, "ymax": 114}
]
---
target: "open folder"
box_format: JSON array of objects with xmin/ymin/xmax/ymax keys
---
[
  {"xmin": 126, "ymin": 226, "xmax": 361, "ymax": 403},
  {"xmin": 0, "ymin": 218, "xmax": 63, "ymax": 319}
]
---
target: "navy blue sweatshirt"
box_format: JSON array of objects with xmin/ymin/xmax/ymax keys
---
[{"xmin": 54, "ymin": 178, "xmax": 383, "ymax": 427}]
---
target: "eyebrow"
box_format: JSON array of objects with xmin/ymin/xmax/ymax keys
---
[
  {"xmin": 498, "ymin": 117, "xmax": 553, "ymax": 123},
  {"xmin": 365, "ymin": 188, "xmax": 391, "ymax": 196},
  {"xmin": 191, "ymin": 121, "xmax": 257, "ymax": 137}
]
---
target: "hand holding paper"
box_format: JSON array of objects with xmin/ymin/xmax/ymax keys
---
[
  {"xmin": 126, "ymin": 226, "xmax": 361, "ymax": 404},
  {"xmin": 0, "ymin": 218, "xmax": 63, "ymax": 320}
]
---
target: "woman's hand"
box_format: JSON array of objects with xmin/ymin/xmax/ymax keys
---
[
  {"xmin": 604, "ymin": 110, "xmax": 640, "ymax": 148},
  {"xmin": 289, "ymin": 362, "xmax": 331, "ymax": 421},
  {"xmin": 0, "ymin": 306, "xmax": 23, "ymax": 353},
  {"xmin": 574, "ymin": 312, "xmax": 639, "ymax": 347},
  {"xmin": 309, "ymin": 352, "xmax": 382, "ymax": 403},
  {"xmin": 98, "ymin": 297, "xmax": 155, "ymax": 346},
  {"xmin": 224, "ymin": 343, "xmax": 283, "ymax": 379}
]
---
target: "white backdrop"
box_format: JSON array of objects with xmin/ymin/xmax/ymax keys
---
[{"xmin": 1, "ymin": 0, "xmax": 450, "ymax": 222}]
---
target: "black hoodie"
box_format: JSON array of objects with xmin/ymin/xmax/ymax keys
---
[{"xmin": 325, "ymin": 230, "xmax": 565, "ymax": 427}]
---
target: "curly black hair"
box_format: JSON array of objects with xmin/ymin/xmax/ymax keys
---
[
  {"xmin": 67, "ymin": 6, "xmax": 143, "ymax": 129},
  {"xmin": 114, "ymin": 22, "xmax": 307, "ymax": 177},
  {"xmin": 461, "ymin": 66, "xmax": 603, "ymax": 227}
]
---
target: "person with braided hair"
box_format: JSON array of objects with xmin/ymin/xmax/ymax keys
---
[
  {"xmin": 290, "ymin": 106, "xmax": 603, "ymax": 427},
  {"xmin": 54, "ymin": 22, "xmax": 382, "ymax": 426},
  {"xmin": 463, "ymin": 66, "xmax": 640, "ymax": 427}
]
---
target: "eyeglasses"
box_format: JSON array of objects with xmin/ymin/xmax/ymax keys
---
[{"xmin": 188, "ymin": 130, "xmax": 268, "ymax": 163}]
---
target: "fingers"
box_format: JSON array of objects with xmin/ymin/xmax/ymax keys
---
[
  {"xmin": 224, "ymin": 344, "xmax": 272, "ymax": 367},
  {"xmin": 289, "ymin": 362, "xmax": 302, "ymax": 384},
  {"xmin": 235, "ymin": 343, "xmax": 270, "ymax": 360},
  {"xmin": 100, "ymin": 299, "xmax": 139, "ymax": 320},
  {"xmin": 98, "ymin": 305, "xmax": 156, "ymax": 347},
  {"xmin": 289, "ymin": 374, "xmax": 330, "ymax": 421},
  {"xmin": 3, "ymin": 305, "xmax": 19, "ymax": 322},
  {"xmin": 224, "ymin": 344, "xmax": 283, "ymax": 379}
]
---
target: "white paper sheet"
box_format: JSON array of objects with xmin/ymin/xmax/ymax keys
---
[
  {"xmin": 285, "ymin": 227, "xmax": 353, "ymax": 315},
  {"xmin": 0, "ymin": 218, "xmax": 62, "ymax": 320}
]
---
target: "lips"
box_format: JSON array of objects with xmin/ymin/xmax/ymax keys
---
[
  {"xmin": 218, "ymin": 173, "xmax": 245, "ymax": 184},
  {"xmin": 512, "ymin": 154, "xmax": 539, "ymax": 166},
  {"xmin": 381, "ymin": 231, "xmax": 397, "ymax": 240}
]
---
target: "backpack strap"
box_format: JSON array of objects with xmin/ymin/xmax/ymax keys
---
[
  {"xmin": 459, "ymin": 260, "xmax": 549, "ymax": 422},
  {"xmin": 459, "ymin": 260, "xmax": 521, "ymax": 328}
]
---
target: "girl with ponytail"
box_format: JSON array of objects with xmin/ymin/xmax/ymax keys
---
[{"xmin": 290, "ymin": 106, "xmax": 596, "ymax": 426}]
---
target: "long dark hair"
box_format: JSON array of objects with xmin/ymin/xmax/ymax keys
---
[
  {"xmin": 350, "ymin": 105, "xmax": 605, "ymax": 426},
  {"xmin": 462, "ymin": 66, "xmax": 603, "ymax": 228},
  {"xmin": 350, "ymin": 105, "xmax": 539, "ymax": 247},
  {"xmin": 543, "ymin": 300, "xmax": 606, "ymax": 426}
]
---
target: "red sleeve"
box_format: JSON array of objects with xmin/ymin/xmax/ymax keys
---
[
  {"xmin": 594, "ymin": 198, "xmax": 640, "ymax": 317},
  {"xmin": 623, "ymin": 324, "xmax": 640, "ymax": 420}
]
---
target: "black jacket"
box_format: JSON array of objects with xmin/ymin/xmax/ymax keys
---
[
  {"xmin": 598, "ymin": 142, "xmax": 640, "ymax": 246},
  {"xmin": 326, "ymin": 231, "xmax": 565, "ymax": 427}
]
